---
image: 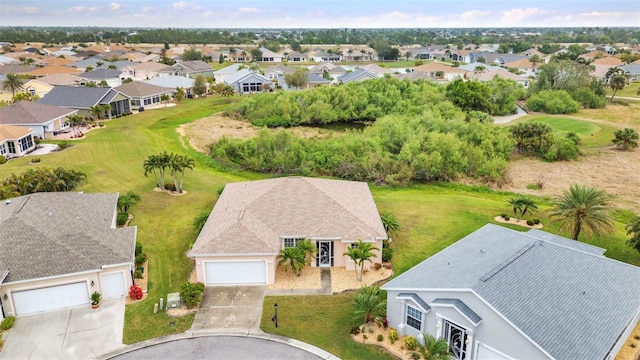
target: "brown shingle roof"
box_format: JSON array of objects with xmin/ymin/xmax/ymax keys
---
[
  {"xmin": 0, "ymin": 124, "xmax": 33, "ymax": 141},
  {"xmin": 27, "ymin": 65, "xmax": 83, "ymax": 77},
  {"xmin": 115, "ymin": 81, "xmax": 172, "ymax": 97},
  {"xmin": 189, "ymin": 177, "xmax": 387, "ymax": 256},
  {"xmin": 0, "ymin": 101, "xmax": 77, "ymax": 125}
]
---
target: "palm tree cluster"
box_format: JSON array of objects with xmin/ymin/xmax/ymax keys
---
[
  {"xmin": 549, "ymin": 184, "xmax": 615, "ymax": 240},
  {"xmin": 507, "ymin": 196, "xmax": 538, "ymax": 219},
  {"xmin": 143, "ymin": 152, "xmax": 195, "ymax": 193},
  {"xmin": 277, "ymin": 239, "xmax": 316, "ymax": 276},
  {"xmin": 0, "ymin": 167, "xmax": 87, "ymax": 200},
  {"xmin": 90, "ymin": 104, "xmax": 112, "ymax": 120},
  {"xmin": 344, "ymin": 240, "xmax": 380, "ymax": 282}
]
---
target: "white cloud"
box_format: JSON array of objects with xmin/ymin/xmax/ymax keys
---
[
  {"xmin": 172, "ymin": 2, "xmax": 188, "ymax": 10},
  {"xmin": 501, "ymin": 8, "xmax": 552, "ymax": 22},
  {"xmin": 3, "ymin": 6, "xmax": 41, "ymax": 14},
  {"xmin": 110, "ymin": 2, "xmax": 122, "ymax": 11},
  {"xmin": 459, "ymin": 10, "xmax": 491, "ymax": 21}
]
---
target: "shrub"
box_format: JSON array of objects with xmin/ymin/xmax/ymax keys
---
[
  {"xmin": 117, "ymin": 212, "xmax": 129, "ymax": 226},
  {"xmin": 405, "ymin": 336, "xmax": 417, "ymax": 351},
  {"xmin": 0, "ymin": 155, "xmax": 6, "ymax": 164},
  {"xmin": 362, "ymin": 334, "xmax": 368, "ymax": 340},
  {"xmin": 389, "ymin": 329, "xmax": 399, "ymax": 343},
  {"xmin": 503, "ymin": 215, "xmax": 510, "ymax": 221},
  {"xmin": 526, "ymin": 183, "xmax": 540, "ymax": 190},
  {"xmin": 527, "ymin": 219, "xmax": 534, "ymax": 226},
  {"xmin": 1, "ymin": 316, "xmax": 16, "ymax": 330},
  {"xmin": 526, "ymin": 90, "xmax": 580, "ymax": 114},
  {"xmin": 635, "ymin": 335, "xmax": 640, "ymax": 340},
  {"xmin": 382, "ymin": 318, "xmax": 389, "ymax": 328},
  {"xmin": 411, "ymin": 353, "xmax": 420, "ymax": 360},
  {"xmin": 135, "ymin": 242, "xmax": 143, "ymax": 256},
  {"xmin": 180, "ymin": 282, "xmax": 205, "ymax": 308},
  {"xmin": 30, "ymin": 157, "xmax": 41, "ymax": 163},
  {"xmin": 135, "ymin": 253, "xmax": 147, "ymax": 266},
  {"xmin": 134, "ymin": 270, "xmax": 143, "ymax": 279},
  {"xmin": 350, "ymin": 325, "xmax": 361, "ymax": 335},
  {"xmin": 382, "ymin": 241, "xmax": 393, "ymax": 262},
  {"xmin": 534, "ymin": 219, "xmax": 540, "ymax": 224},
  {"xmin": 128, "ymin": 285, "xmax": 143, "ymax": 300},
  {"xmin": 377, "ymin": 334, "xmax": 384, "ymax": 342},
  {"xmin": 164, "ymin": 182, "xmax": 177, "ymax": 191},
  {"xmin": 501, "ymin": 213, "xmax": 508, "ymax": 219},
  {"xmin": 57, "ymin": 141, "xmax": 72, "ymax": 150}
]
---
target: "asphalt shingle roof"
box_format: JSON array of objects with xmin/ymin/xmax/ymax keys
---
[
  {"xmin": 0, "ymin": 101, "xmax": 77, "ymax": 125},
  {"xmin": 431, "ymin": 298, "xmax": 482, "ymax": 325},
  {"xmin": 115, "ymin": 81, "xmax": 172, "ymax": 97},
  {"xmin": 145, "ymin": 76, "xmax": 194, "ymax": 89},
  {"xmin": 0, "ymin": 193, "xmax": 136, "ymax": 283},
  {"xmin": 397, "ymin": 293, "xmax": 431, "ymax": 312},
  {"xmin": 81, "ymin": 68, "xmax": 122, "ymax": 79},
  {"xmin": 189, "ymin": 177, "xmax": 387, "ymax": 256},
  {"xmin": 382, "ymin": 224, "xmax": 640, "ymax": 360},
  {"xmin": 37, "ymin": 86, "xmax": 126, "ymax": 109}
]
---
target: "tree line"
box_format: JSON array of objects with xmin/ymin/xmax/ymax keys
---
[{"xmin": 0, "ymin": 167, "xmax": 87, "ymax": 200}]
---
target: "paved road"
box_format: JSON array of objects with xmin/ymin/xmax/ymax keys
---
[{"xmin": 110, "ymin": 336, "xmax": 323, "ymax": 360}]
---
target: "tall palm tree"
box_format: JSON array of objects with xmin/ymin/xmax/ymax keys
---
[
  {"xmin": 626, "ymin": 215, "xmax": 640, "ymax": 254},
  {"xmin": 90, "ymin": 105, "xmax": 103, "ymax": 120},
  {"xmin": 174, "ymin": 87, "xmax": 186, "ymax": 102},
  {"xmin": 2, "ymin": 73, "xmax": 24, "ymax": 98},
  {"xmin": 421, "ymin": 334, "xmax": 453, "ymax": 360},
  {"xmin": 169, "ymin": 153, "xmax": 195, "ymax": 193},
  {"xmin": 343, "ymin": 240, "xmax": 379, "ymax": 281},
  {"xmin": 352, "ymin": 286, "xmax": 386, "ymax": 330},
  {"xmin": 548, "ymin": 184, "xmax": 615, "ymax": 240},
  {"xmin": 117, "ymin": 191, "xmax": 141, "ymax": 214},
  {"xmin": 277, "ymin": 247, "xmax": 306, "ymax": 276}
]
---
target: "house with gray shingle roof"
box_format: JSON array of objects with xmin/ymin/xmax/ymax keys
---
[
  {"xmin": 115, "ymin": 81, "xmax": 174, "ymax": 108},
  {"xmin": 277, "ymin": 72, "xmax": 331, "ymax": 90},
  {"xmin": 37, "ymin": 86, "xmax": 131, "ymax": 119},
  {"xmin": 144, "ymin": 76, "xmax": 195, "ymax": 96},
  {"xmin": 172, "ymin": 60, "xmax": 213, "ymax": 78},
  {"xmin": 0, "ymin": 192, "xmax": 137, "ymax": 318},
  {"xmin": 0, "ymin": 101, "xmax": 78, "ymax": 139},
  {"xmin": 188, "ymin": 177, "xmax": 387, "ymax": 285},
  {"xmin": 382, "ymin": 224, "xmax": 640, "ymax": 360},
  {"xmin": 223, "ymin": 69, "xmax": 272, "ymax": 95},
  {"xmin": 337, "ymin": 68, "xmax": 379, "ymax": 84},
  {"xmin": 78, "ymin": 68, "xmax": 123, "ymax": 87}
]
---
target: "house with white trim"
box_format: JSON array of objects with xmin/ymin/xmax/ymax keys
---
[
  {"xmin": 223, "ymin": 69, "xmax": 273, "ymax": 95},
  {"xmin": 382, "ymin": 224, "xmax": 640, "ymax": 360},
  {"xmin": 0, "ymin": 125, "xmax": 36, "ymax": 158},
  {"xmin": 0, "ymin": 101, "xmax": 78, "ymax": 139}
]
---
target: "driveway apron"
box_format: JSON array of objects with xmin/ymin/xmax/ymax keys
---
[{"xmin": 191, "ymin": 286, "xmax": 265, "ymax": 333}]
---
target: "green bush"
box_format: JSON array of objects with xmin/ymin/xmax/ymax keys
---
[
  {"xmin": 411, "ymin": 352, "xmax": 420, "ymax": 360},
  {"xmin": 382, "ymin": 241, "xmax": 393, "ymax": 262},
  {"xmin": 389, "ymin": 329, "xmax": 399, "ymax": 344},
  {"xmin": 135, "ymin": 253, "xmax": 147, "ymax": 266},
  {"xmin": 544, "ymin": 138, "xmax": 579, "ymax": 162},
  {"xmin": 377, "ymin": 334, "xmax": 384, "ymax": 342},
  {"xmin": 1, "ymin": 316, "xmax": 15, "ymax": 330},
  {"xmin": 30, "ymin": 157, "xmax": 41, "ymax": 163},
  {"xmin": 527, "ymin": 219, "xmax": 534, "ymax": 226},
  {"xmin": 180, "ymin": 282, "xmax": 205, "ymax": 308},
  {"xmin": 117, "ymin": 212, "xmax": 129, "ymax": 226},
  {"xmin": 501, "ymin": 213, "xmax": 508, "ymax": 219},
  {"xmin": 405, "ymin": 336, "xmax": 417, "ymax": 351},
  {"xmin": 135, "ymin": 242, "xmax": 143, "ymax": 256},
  {"xmin": 533, "ymin": 219, "xmax": 540, "ymax": 224},
  {"xmin": 0, "ymin": 155, "xmax": 6, "ymax": 164},
  {"xmin": 526, "ymin": 90, "xmax": 580, "ymax": 114},
  {"xmin": 134, "ymin": 270, "xmax": 143, "ymax": 279},
  {"xmin": 350, "ymin": 325, "xmax": 360, "ymax": 335},
  {"xmin": 503, "ymin": 215, "xmax": 510, "ymax": 221}
]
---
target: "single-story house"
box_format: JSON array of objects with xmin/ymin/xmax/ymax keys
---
[
  {"xmin": 621, "ymin": 63, "xmax": 640, "ymax": 81},
  {"xmin": 277, "ymin": 72, "xmax": 331, "ymax": 90},
  {"xmin": 470, "ymin": 69, "xmax": 531, "ymax": 88},
  {"xmin": 120, "ymin": 62, "xmax": 173, "ymax": 81},
  {"xmin": 37, "ymin": 86, "xmax": 131, "ymax": 119},
  {"xmin": 0, "ymin": 65, "xmax": 38, "ymax": 75},
  {"xmin": 263, "ymin": 64, "xmax": 296, "ymax": 81},
  {"xmin": 257, "ymin": 47, "xmax": 284, "ymax": 62},
  {"xmin": 0, "ymin": 124, "xmax": 36, "ymax": 158},
  {"xmin": 0, "ymin": 192, "xmax": 137, "ymax": 318},
  {"xmin": 223, "ymin": 69, "xmax": 273, "ymax": 95},
  {"xmin": 286, "ymin": 51, "xmax": 307, "ymax": 62},
  {"xmin": 115, "ymin": 81, "xmax": 174, "ymax": 108},
  {"xmin": 78, "ymin": 69, "xmax": 123, "ymax": 88},
  {"xmin": 381, "ymin": 224, "xmax": 640, "ymax": 360},
  {"xmin": 413, "ymin": 62, "xmax": 468, "ymax": 81},
  {"xmin": 0, "ymin": 78, "xmax": 55, "ymax": 103},
  {"xmin": 188, "ymin": 177, "xmax": 388, "ymax": 286},
  {"xmin": 0, "ymin": 101, "xmax": 78, "ymax": 139},
  {"xmin": 172, "ymin": 60, "xmax": 214, "ymax": 78},
  {"xmin": 309, "ymin": 62, "xmax": 347, "ymax": 79},
  {"xmin": 212, "ymin": 63, "xmax": 244, "ymax": 84},
  {"xmin": 309, "ymin": 51, "xmax": 342, "ymax": 63},
  {"xmin": 37, "ymin": 73, "xmax": 83, "ymax": 86},
  {"xmin": 408, "ymin": 47, "xmax": 433, "ymax": 60},
  {"xmin": 145, "ymin": 75, "xmax": 196, "ymax": 96},
  {"xmin": 337, "ymin": 68, "xmax": 379, "ymax": 84}
]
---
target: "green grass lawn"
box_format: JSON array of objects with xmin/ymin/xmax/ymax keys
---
[
  {"xmin": 501, "ymin": 115, "xmax": 619, "ymax": 149},
  {"xmin": 606, "ymin": 83, "xmax": 640, "ymax": 98}
]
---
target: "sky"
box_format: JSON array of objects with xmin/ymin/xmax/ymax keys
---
[{"xmin": 1, "ymin": 0, "xmax": 639, "ymax": 28}]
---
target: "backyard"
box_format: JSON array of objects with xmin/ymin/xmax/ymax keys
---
[{"xmin": 1, "ymin": 95, "xmax": 639, "ymax": 358}]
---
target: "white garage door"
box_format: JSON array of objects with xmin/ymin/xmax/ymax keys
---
[
  {"xmin": 205, "ymin": 261, "xmax": 266, "ymax": 285},
  {"xmin": 101, "ymin": 272, "xmax": 126, "ymax": 299},
  {"xmin": 476, "ymin": 342, "xmax": 514, "ymax": 360},
  {"xmin": 12, "ymin": 282, "xmax": 89, "ymax": 316}
]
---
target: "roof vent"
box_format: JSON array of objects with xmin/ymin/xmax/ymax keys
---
[
  {"xmin": 237, "ymin": 209, "xmax": 245, "ymax": 220},
  {"xmin": 480, "ymin": 249, "xmax": 486, "ymax": 253},
  {"xmin": 5, "ymin": 200, "xmax": 11, "ymax": 205}
]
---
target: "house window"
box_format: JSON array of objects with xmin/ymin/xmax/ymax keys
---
[
  {"xmin": 284, "ymin": 238, "xmax": 305, "ymax": 248},
  {"xmin": 406, "ymin": 305, "xmax": 422, "ymax": 331},
  {"xmin": 19, "ymin": 136, "xmax": 33, "ymax": 152},
  {"xmin": 7, "ymin": 141, "xmax": 16, "ymax": 154},
  {"xmin": 0, "ymin": 143, "xmax": 6, "ymax": 155}
]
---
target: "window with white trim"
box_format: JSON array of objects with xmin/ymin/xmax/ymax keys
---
[
  {"xmin": 283, "ymin": 238, "xmax": 305, "ymax": 248},
  {"xmin": 406, "ymin": 305, "xmax": 422, "ymax": 331}
]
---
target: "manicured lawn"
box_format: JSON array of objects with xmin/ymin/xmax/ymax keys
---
[
  {"xmin": 502, "ymin": 115, "xmax": 618, "ymax": 149},
  {"xmin": 577, "ymin": 101, "xmax": 640, "ymax": 126}
]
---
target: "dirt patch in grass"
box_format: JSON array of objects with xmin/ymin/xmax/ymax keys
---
[{"xmin": 178, "ymin": 113, "xmax": 340, "ymax": 153}]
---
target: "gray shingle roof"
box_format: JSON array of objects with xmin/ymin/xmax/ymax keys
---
[
  {"xmin": 81, "ymin": 68, "xmax": 122, "ymax": 79},
  {"xmin": 37, "ymin": 86, "xmax": 127, "ymax": 109},
  {"xmin": 173, "ymin": 60, "xmax": 211, "ymax": 72},
  {"xmin": 397, "ymin": 293, "xmax": 431, "ymax": 312},
  {"xmin": 382, "ymin": 224, "xmax": 640, "ymax": 360},
  {"xmin": 0, "ymin": 193, "xmax": 136, "ymax": 283},
  {"xmin": 337, "ymin": 68, "xmax": 378, "ymax": 83},
  {"xmin": 189, "ymin": 177, "xmax": 387, "ymax": 256},
  {"xmin": 145, "ymin": 76, "xmax": 194, "ymax": 89},
  {"xmin": 526, "ymin": 228, "xmax": 606, "ymax": 255},
  {"xmin": 224, "ymin": 69, "xmax": 270, "ymax": 85},
  {"xmin": 0, "ymin": 101, "xmax": 77, "ymax": 125},
  {"xmin": 115, "ymin": 81, "xmax": 172, "ymax": 97},
  {"xmin": 431, "ymin": 298, "xmax": 482, "ymax": 325}
]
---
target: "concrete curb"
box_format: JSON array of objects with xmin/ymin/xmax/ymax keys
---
[{"xmin": 96, "ymin": 331, "xmax": 340, "ymax": 360}]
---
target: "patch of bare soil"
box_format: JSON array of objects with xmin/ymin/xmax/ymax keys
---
[
  {"xmin": 177, "ymin": 112, "xmax": 339, "ymax": 154},
  {"xmin": 493, "ymin": 216, "xmax": 543, "ymax": 229},
  {"xmin": 500, "ymin": 146, "xmax": 640, "ymax": 211}
]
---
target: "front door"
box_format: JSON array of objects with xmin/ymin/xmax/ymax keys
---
[
  {"xmin": 317, "ymin": 241, "xmax": 333, "ymax": 267},
  {"xmin": 444, "ymin": 320, "xmax": 469, "ymax": 360}
]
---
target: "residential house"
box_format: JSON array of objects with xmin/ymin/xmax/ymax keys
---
[
  {"xmin": 212, "ymin": 63, "xmax": 244, "ymax": 84},
  {"xmin": 621, "ymin": 64, "xmax": 640, "ymax": 81},
  {"xmin": 257, "ymin": 47, "xmax": 284, "ymax": 62},
  {"xmin": 37, "ymin": 86, "xmax": 131, "ymax": 119},
  {"xmin": 501, "ymin": 58, "xmax": 539, "ymax": 77},
  {"xmin": 458, "ymin": 62, "xmax": 505, "ymax": 73},
  {"xmin": 0, "ymin": 101, "xmax": 78, "ymax": 139},
  {"xmin": 115, "ymin": 81, "xmax": 174, "ymax": 108},
  {"xmin": 0, "ymin": 192, "xmax": 136, "ymax": 318},
  {"xmin": 277, "ymin": 72, "xmax": 331, "ymax": 90},
  {"xmin": 286, "ymin": 51, "xmax": 308, "ymax": 62},
  {"xmin": 309, "ymin": 62, "xmax": 347, "ymax": 79},
  {"xmin": 464, "ymin": 52, "xmax": 500, "ymax": 65},
  {"xmin": 37, "ymin": 56, "xmax": 76, "ymax": 67},
  {"xmin": 339, "ymin": 47, "xmax": 372, "ymax": 62},
  {"xmin": 469, "ymin": 70, "xmax": 530, "ymax": 88},
  {"xmin": 37, "ymin": 73, "xmax": 83, "ymax": 87},
  {"xmin": 145, "ymin": 76, "xmax": 195, "ymax": 97},
  {"xmin": 519, "ymin": 48, "xmax": 545, "ymax": 58},
  {"xmin": 27, "ymin": 66, "xmax": 82, "ymax": 78},
  {"xmin": 309, "ymin": 51, "xmax": 342, "ymax": 63},
  {"xmin": 120, "ymin": 62, "xmax": 173, "ymax": 81},
  {"xmin": 0, "ymin": 65, "xmax": 38, "ymax": 75},
  {"xmin": 585, "ymin": 45, "xmax": 617, "ymax": 55},
  {"xmin": 360, "ymin": 64, "xmax": 397, "ymax": 76},
  {"xmin": 78, "ymin": 69, "xmax": 123, "ymax": 87},
  {"xmin": 381, "ymin": 224, "xmax": 640, "ymax": 360},
  {"xmin": 591, "ymin": 56, "xmax": 624, "ymax": 67},
  {"xmin": 0, "ymin": 124, "xmax": 36, "ymax": 158},
  {"xmin": 68, "ymin": 58, "xmax": 133, "ymax": 72},
  {"xmin": 412, "ymin": 62, "xmax": 468, "ymax": 81},
  {"xmin": 394, "ymin": 71, "xmax": 434, "ymax": 81},
  {"xmin": 188, "ymin": 177, "xmax": 387, "ymax": 285},
  {"xmin": 223, "ymin": 69, "xmax": 272, "ymax": 95},
  {"xmin": 495, "ymin": 54, "xmax": 528, "ymax": 66},
  {"xmin": 337, "ymin": 68, "xmax": 379, "ymax": 84},
  {"xmin": 263, "ymin": 64, "xmax": 296, "ymax": 81},
  {"xmin": 172, "ymin": 60, "xmax": 214, "ymax": 78},
  {"xmin": 16, "ymin": 79, "xmax": 55, "ymax": 99},
  {"xmin": 0, "ymin": 55, "xmax": 16, "ymax": 65},
  {"xmin": 408, "ymin": 48, "xmax": 433, "ymax": 60}
]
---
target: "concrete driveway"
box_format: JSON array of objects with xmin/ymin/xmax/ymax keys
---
[
  {"xmin": 191, "ymin": 286, "xmax": 265, "ymax": 333},
  {"xmin": 0, "ymin": 297, "xmax": 125, "ymax": 360}
]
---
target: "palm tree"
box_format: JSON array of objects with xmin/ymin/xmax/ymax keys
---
[
  {"xmin": 296, "ymin": 239, "xmax": 317, "ymax": 265},
  {"xmin": 508, "ymin": 196, "xmax": 524, "ymax": 218},
  {"xmin": 2, "ymin": 73, "xmax": 25, "ymax": 98},
  {"xmin": 143, "ymin": 153, "xmax": 170, "ymax": 190},
  {"xmin": 548, "ymin": 184, "xmax": 615, "ymax": 240},
  {"xmin": 343, "ymin": 240, "xmax": 380, "ymax": 281},
  {"xmin": 380, "ymin": 213, "xmax": 400, "ymax": 233},
  {"xmin": 277, "ymin": 247, "xmax": 306, "ymax": 276},
  {"xmin": 117, "ymin": 191, "xmax": 141, "ymax": 214},
  {"xmin": 169, "ymin": 153, "xmax": 195, "ymax": 193},
  {"xmin": 174, "ymin": 87, "xmax": 186, "ymax": 102},
  {"xmin": 421, "ymin": 334, "xmax": 453, "ymax": 360},
  {"xmin": 606, "ymin": 67, "xmax": 630, "ymax": 101},
  {"xmin": 67, "ymin": 114, "xmax": 83, "ymax": 137},
  {"xmin": 613, "ymin": 128, "xmax": 639, "ymax": 151},
  {"xmin": 626, "ymin": 215, "xmax": 640, "ymax": 254},
  {"xmin": 351, "ymin": 285, "xmax": 386, "ymax": 329},
  {"xmin": 160, "ymin": 93, "xmax": 170, "ymax": 106},
  {"xmin": 508, "ymin": 196, "xmax": 538, "ymax": 219},
  {"xmin": 101, "ymin": 104, "xmax": 112, "ymax": 119},
  {"xmin": 528, "ymin": 54, "xmax": 542, "ymax": 70},
  {"xmin": 90, "ymin": 105, "xmax": 103, "ymax": 120}
]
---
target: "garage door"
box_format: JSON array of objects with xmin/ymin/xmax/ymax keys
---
[
  {"xmin": 101, "ymin": 272, "xmax": 126, "ymax": 299},
  {"xmin": 205, "ymin": 261, "xmax": 266, "ymax": 285},
  {"xmin": 476, "ymin": 342, "xmax": 514, "ymax": 360},
  {"xmin": 12, "ymin": 282, "xmax": 89, "ymax": 316}
]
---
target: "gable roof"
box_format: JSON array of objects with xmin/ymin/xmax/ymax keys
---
[
  {"xmin": 470, "ymin": 69, "xmax": 530, "ymax": 82},
  {"xmin": 189, "ymin": 177, "xmax": 387, "ymax": 256},
  {"xmin": 123, "ymin": 61, "xmax": 173, "ymax": 73},
  {"xmin": 213, "ymin": 63, "xmax": 243, "ymax": 75},
  {"xmin": 173, "ymin": 60, "xmax": 211, "ymax": 72},
  {"xmin": 263, "ymin": 64, "xmax": 296, "ymax": 75},
  {"xmin": 0, "ymin": 65, "xmax": 38, "ymax": 75},
  {"xmin": 224, "ymin": 69, "xmax": 271, "ymax": 85},
  {"xmin": 37, "ymin": 86, "xmax": 129, "ymax": 109},
  {"xmin": 0, "ymin": 124, "xmax": 34, "ymax": 141},
  {"xmin": 337, "ymin": 68, "xmax": 378, "ymax": 83},
  {"xmin": 145, "ymin": 75, "xmax": 195, "ymax": 89},
  {"xmin": 115, "ymin": 81, "xmax": 172, "ymax": 97},
  {"xmin": 0, "ymin": 192, "xmax": 136, "ymax": 283},
  {"xmin": 81, "ymin": 68, "xmax": 123, "ymax": 80},
  {"xmin": 382, "ymin": 224, "xmax": 640, "ymax": 360},
  {"xmin": 37, "ymin": 73, "xmax": 83, "ymax": 86},
  {"xmin": 0, "ymin": 101, "xmax": 77, "ymax": 125}
]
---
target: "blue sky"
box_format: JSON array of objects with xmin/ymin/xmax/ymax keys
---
[{"xmin": 1, "ymin": 0, "xmax": 638, "ymax": 28}]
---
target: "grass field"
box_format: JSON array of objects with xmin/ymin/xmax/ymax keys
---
[{"xmin": 577, "ymin": 101, "xmax": 640, "ymax": 126}]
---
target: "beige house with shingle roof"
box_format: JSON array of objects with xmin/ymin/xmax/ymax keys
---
[
  {"xmin": 0, "ymin": 124, "xmax": 36, "ymax": 158},
  {"xmin": 188, "ymin": 177, "xmax": 388, "ymax": 285},
  {"xmin": 0, "ymin": 101, "xmax": 78, "ymax": 139}
]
